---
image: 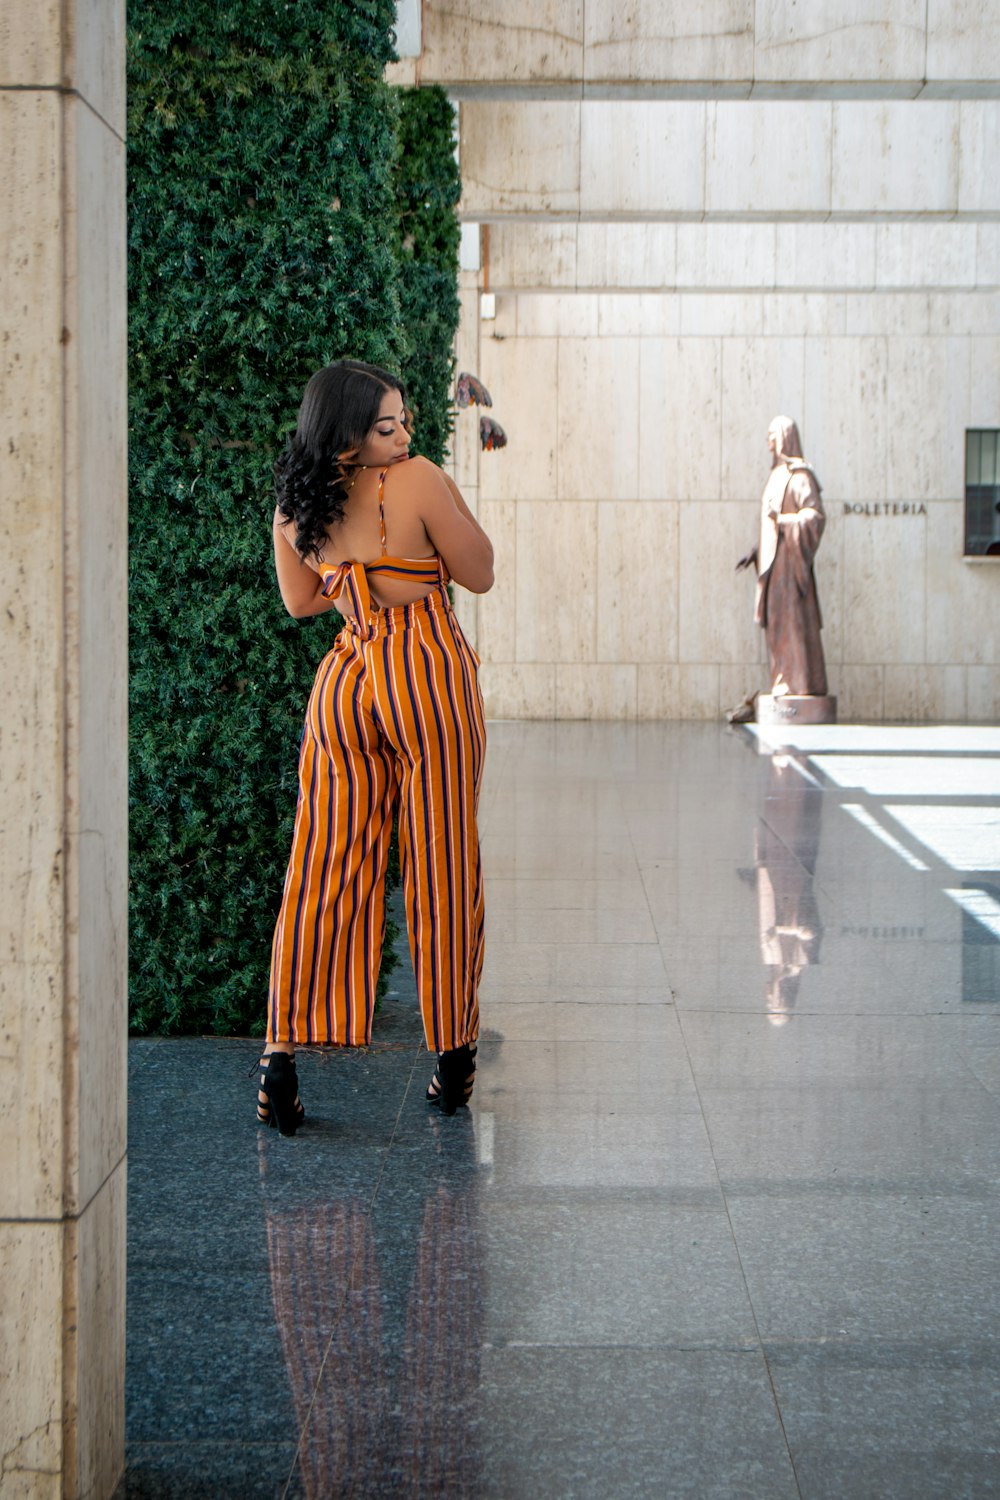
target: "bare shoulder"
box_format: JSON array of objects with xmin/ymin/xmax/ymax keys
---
[
  {"xmin": 386, "ymin": 454, "xmax": 448, "ymax": 491},
  {"xmin": 384, "ymin": 454, "xmax": 455, "ymax": 510}
]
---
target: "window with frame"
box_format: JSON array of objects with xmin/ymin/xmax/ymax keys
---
[{"xmin": 965, "ymin": 430, "xmax": 1000, "ymax": 556}]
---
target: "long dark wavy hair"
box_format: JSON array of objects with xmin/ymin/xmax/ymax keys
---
[{"xmin": 274, "ymin": 359, "xmax": 409, "ymax": 560}]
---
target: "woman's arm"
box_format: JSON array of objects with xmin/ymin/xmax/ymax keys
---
[
  {"xmin": 272, "ymin": 508, "xmax": 341, "ymax": 619},
  {"xmin": 409, "ymin": 459, "xmax": 494, "ymax": 593}
]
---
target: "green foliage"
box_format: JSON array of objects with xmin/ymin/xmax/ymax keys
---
[
  {"xmin": 393, "ymin": 88, "xmax": 462, "ymax": 464},
  {"xmin": 128, "ymin": 2, "xmax": 461, "ymax": 1034}
]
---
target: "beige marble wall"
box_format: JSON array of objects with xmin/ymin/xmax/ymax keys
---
[
  {"xmin": 0, "ymin": 1, "xmax": 127, "ymax": 1495},
  {"xmin": 431, "ymin": 1, "xmax": 999, "ymax": 722},
  {"xmin": 462, "ymin": 98, "xmax": 993, "ymax": 221},
  {"xmin": 457, "ymin": 287, "xmax": 1000, "ymax": 722},
  {"xmin": 405, "ymin": 1, "xmax": 1000, "ymax": 91},
  {"xmin": 485, "ymin": 220, "xmax": 1000, "ymax": 295}
]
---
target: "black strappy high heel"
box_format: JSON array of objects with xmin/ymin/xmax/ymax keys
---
[
  {"xmin": 426, "ymin": 1044, "xmax": 477, "ymax": 1109},
  {"xmin": 428, "ymin": 1044, "xmax": 477, "ymax": 1116},
  {"xmin": 255, "ymin": 1052, "xmax": 305, "ymax": 1137}
]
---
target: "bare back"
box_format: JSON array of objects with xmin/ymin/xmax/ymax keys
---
[
  {"xmin": 319, "ymin": 461, "xmax": 441, "ymax": 614},
  {"xmin": 273, "ymin": 455, "xmax": 493, "ymax": 623}
]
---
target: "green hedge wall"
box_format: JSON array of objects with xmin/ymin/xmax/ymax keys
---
[
  {"xmin": 128, "ymin": 1, "xmax": 461, "ymax": 1034},
  {"xmin": 393, "ymin": 87, "xmax": 461, "ymax": 465}
]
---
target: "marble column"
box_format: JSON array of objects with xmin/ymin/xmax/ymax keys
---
[{"xmin": 0, "ymin": 3, "xmax": 127, "ymax": 1496}]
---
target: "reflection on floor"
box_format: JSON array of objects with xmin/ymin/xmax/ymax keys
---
[{"xmin": 123, "ymin": 721, "xmax": 1000, "ymax": 1499}]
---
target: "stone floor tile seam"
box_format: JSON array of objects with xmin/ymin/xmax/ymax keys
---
[
  {"xmin": 483, "ymin": 1337, "xmax": 764, "ymax": 1355},
  {"xmin": 279, "ymin": 1038, "xmax": 425, "ymax": 1499},
  {"xmin": 671, "ymin": 1002, "xmax": 809, "ymax": 1498},
  {"xmin": 478, "ymin": 1186, "xmax": 731, "ymax": 1209},
  {"xmin": 670, "ymin": 1001, "xmax": 992, "ymax": 1019},
  {"xmin": 706, "ymin": 1176, "xmax": 999, "ymax": 1200},
  {"xmin": 761, "ymin": 1330, "xmax": 1000, "ymax": 1352},
  {"xmin": 126, "ymin": 1439, "xmax": 298, "ymax": 1452}
]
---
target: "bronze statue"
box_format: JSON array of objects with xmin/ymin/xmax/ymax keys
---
[{"xmin": 737, "ymin": 416, "xmax": 829, "ymax": 699}]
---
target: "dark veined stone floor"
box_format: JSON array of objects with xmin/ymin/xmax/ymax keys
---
[{"xmin": 122, "ymin": 720, "xmax": 1000, "ymax": 1499}]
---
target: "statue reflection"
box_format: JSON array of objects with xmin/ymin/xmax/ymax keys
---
[
  {"xmin": 753, "ymin": 753, "xmax": 824, "ymax": 1026},
  {"xmin": 259, "ymin": 1116, "xmax": 484, "ymax": 1497}
]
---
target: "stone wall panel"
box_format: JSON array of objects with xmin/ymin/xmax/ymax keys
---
[
  {"xmin": 886, "ymin": 337, "xmax": 970, "ymax": 501},
  {"xmin": 775, "ymin": 223, "xmax": 877, "ymax": 290},
  {"xmin": 65, "ymin": 1164, "xmax": 125, "ymax": 1500},
  {"xmin": 598, "ymin": 293, "xmax": 681, "ymax": 337},
  {"xmin": 840, "ymin": 509, "xmax": 927, "ymax": 664},
  {"xmin": 419, "ymin": 1, "xmax": 1000, "ymax": 94},
  {"xmin": 68, "ymin": 0, "xmax": 126, "ymax": 135},
  {"xmin": 421, "ymin": 0, "xmax": 584, "ymax": 83},
  {"xmin": 63, "ymin": 97, "xmax": 128, "ymax": 1212},
  {"xmin": 583, "ymin": 0, "xmax": 754, "ymax": 84},
  {"xmin": 678, "ymin": 501, "xmax": 761, "ymax": 663},
  {"xmin": 555, "ymin": 664, "xmax": 638, "ymax": 718},
  {"xmin": 802, "ymin": 335, "xmax": 888, "ymax": 503},
  {"xmin": 926, "ymin": 0, "xmax": 1000, "ymax": 83},
  {"xmin": 515, "ymin": 292, "xmax": 599, "ymax": 338},
  {"xmin": 967, "ymin": 666, "xmax": 1000, "ymax": 721},
  {"xmin": 883, "ymin": 664, "xmax": 969, "ymax": 719},
  {"xmin": 835, "ymin": 663, "xmax": 886, "ymax": 718},
  {"xmin": 515, "ymin": 501, "xmax": 597, "ymax": 662},
  {"xmin": 753, "ymin": 0, "xmax": 926, "ymax": 84},
  {"xmin": 580, "ymin": 102, "xmax": 705, "ymax": 215},
  {"xmin": 577, "ymin": 224, "xmax": 677, "ymax": 290},
  {"xmin": 0, "ymin": 1222, "xmax": 63, "ymax": 1492},
  {"xmin": 460, "ymin": 102, "xmax": 580, "ymax": 217},
  {"xmin": 557, "ymin": 336, "xmax": 640, "ymax": 500},
  {"xmin": 976, "ymin": 226, "xmax": 1000, "ymax": 289},
  {"xmin": 478, "ymin": 337, "xmax": 558, "ymax": 502},
  {"xmin": 0, "ymin": 92, "xmax": 64, "ymax": 970},
  {"xmin": 481, "ymin": 663, "xmax": 557, "ymax": 719},
  {"xmin": 0, "ymin": 962, "xmax": 63, "ymax": 1220},
  {"xmin": 676, "ymin": 224, "xmax": 777, "ymax": 289},
  {"xmin": 707, "ymin": 102, "xmax": 832, "ymax": 215},
  {"xmin": 596, "ymin": 501, "xmax": 680, "ymax": 663},
  {"xmin": 762, "ymin": 292, "xmax": 848, "ymax": 336},
  {"xmin": 969, "ymin": 336, "xmax": 1000, "ymax": 422},
  {"xmin": 831, "ymin": 102, "xmax": 959, "ymax": 214},
  {"xmin": 639, "ymin": 338, "xmax": 722, "ymax": 501},
  {"xmin": 476, "ymin": 500, "xmax": 517, "ymax": 666},
  {"xmin": 876, "ymin": 224, "xmax": 977, "ymax": 289},
  {"xmin": 958, "ymin": 102, "xmax": 1000, "ymax": 214},
  {"xmin": 843, "ymin": 292, "xmax": 930, "ymax": 335},
  {"xmin": 926, "ymin": 503, "xmax": 998, "ymax": 665},
  {"xmin": 0, "ymin": 0, "xmax": 60, "ymax": 85},
  {"xmin": 720, "ymin": 337, "xmax": 807, "ymax": 501},
  {"xmin": 487, "ymin": 223, "xmax": 578, "ymax": 290}
]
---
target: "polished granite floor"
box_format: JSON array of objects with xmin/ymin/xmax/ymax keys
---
[{"xmin": 123, "ymin": 720, "xmax": 1000, "ymax": 1499}]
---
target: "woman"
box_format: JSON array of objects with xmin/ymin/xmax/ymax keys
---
[{"xmin": 256, "ymin": 360, "xmax": 494, "ymax": 1132}]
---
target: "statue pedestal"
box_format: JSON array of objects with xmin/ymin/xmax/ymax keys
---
[{"xmin": 756, "ymin": 693, "xmax": 838, "ymax": 726}]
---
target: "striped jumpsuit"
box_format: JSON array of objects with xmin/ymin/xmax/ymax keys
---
[{"xmin": 267, "ymin": 470, "xmax": 486, "ymax": 1055}]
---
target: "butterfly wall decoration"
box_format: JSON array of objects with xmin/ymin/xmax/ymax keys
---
[
  {"xmin": 455, "ymin": 371, "xmax": 493, "ymax": 408},
  {"xmin": 479, "ymin": 417, "xmax": 507, "ymax": 451}
]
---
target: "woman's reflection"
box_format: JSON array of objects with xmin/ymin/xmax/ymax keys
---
[
  {"xmin": 259, "ymin": 1117, "xmax": 484, "ymax": 1498},
  {"xmin": 754, "ymin": 753, "xmax": 824, "ymax": 1026}
]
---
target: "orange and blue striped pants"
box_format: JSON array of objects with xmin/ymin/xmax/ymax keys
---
[{"xmin": 268, "ymin": 584, "xmax": 485, "ymax": 1053}]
